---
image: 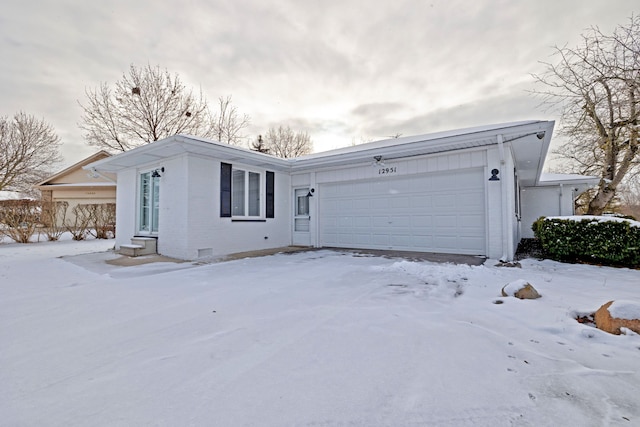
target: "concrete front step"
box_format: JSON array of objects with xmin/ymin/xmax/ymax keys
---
[{"xmin": 119, "ymin": 237, "xmax": 157, "ymax": 257}]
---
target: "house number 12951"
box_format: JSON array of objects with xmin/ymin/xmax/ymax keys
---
[{"xmin": 378, "ymin": 167, "xmax": 397, "ymax": 175}]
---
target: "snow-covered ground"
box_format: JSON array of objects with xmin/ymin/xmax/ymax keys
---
[{"xmin": 1, "ymin": 238, "xmax": 639, "ymax": 426}]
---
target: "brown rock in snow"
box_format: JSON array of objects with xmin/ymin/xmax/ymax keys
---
[
  {"xmin": 501, "ymin": 281, "xmax": 541, "ymax": 299},
  {"xmin": 594, "ymin": 301, "xmax": 640, "ymax": 335}
]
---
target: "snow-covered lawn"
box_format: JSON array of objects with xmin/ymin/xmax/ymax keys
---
[{"xmin": 1, "ymin": 239, "xmax": 639, "ymax": 426}]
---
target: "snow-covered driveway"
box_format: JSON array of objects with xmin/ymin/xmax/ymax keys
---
[{"xmin": 1, "ymin": 240, "xmax": 639, "ymax": 426}]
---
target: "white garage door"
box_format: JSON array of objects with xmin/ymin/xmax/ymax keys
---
[{"xmin": 319, "ymin": 168, "xmax": 486, "ymax": 255}]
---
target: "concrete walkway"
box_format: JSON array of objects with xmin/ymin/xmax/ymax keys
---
[{"xmin": 108, "ymin": 246, "xmax": 486, "ymax": 267}]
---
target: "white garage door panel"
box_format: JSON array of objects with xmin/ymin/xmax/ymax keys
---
[{"xmin": 319, "ymin": 168, "xmax": 486, "ymax": 255}]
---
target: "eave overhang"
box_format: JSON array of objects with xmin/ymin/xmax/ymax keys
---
[{"xmin": 85, "ymin": 121, "xmax": 558, "ymax": 187}]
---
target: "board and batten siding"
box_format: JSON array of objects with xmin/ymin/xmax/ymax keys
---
[{"xmin": 313, "ymin": 149, "xmax": 487, "ymax": 184}]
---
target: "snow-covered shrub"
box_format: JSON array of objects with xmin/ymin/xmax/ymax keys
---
[
  {"xmin": 40, "ymin": 201, "xmax": 69, "ymax": 241},
  {"xmin": 64, "ymin": 204, "xmax": 93, "ymax": 240},
  {"xmin": 87, "ymin": 203, "xmax": 116, "ymax": 239},
  {"xmin": 532, "ymin": 216, "xmax": 640, "ymax": 267},
  {"xmin": 0, "ymin": 200, "xmax": 40, "ymax": 243},
  {"xmin": 64, "ymin": 203, "xmax": 116, "ymax": 241}
]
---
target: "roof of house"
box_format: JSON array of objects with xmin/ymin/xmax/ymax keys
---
[
  {"xmin": 537, "ymin": 172, "xmax": 600, "ymax": 187},
  {"xmin": 0, "ymin": 191, "xmax": 32, "ymax": 201},
  {"xmin": 85, "ymin": 120, "xmax": 594, "ymax": 187},
  {"xmin": 36, "ymin": 151, "xmax": 116, "ymax": 189}
]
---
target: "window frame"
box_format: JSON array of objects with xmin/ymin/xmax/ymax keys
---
[
  {"xmin": 138, "ymin": 170, "xmax": 160, "ymax": 234},
  {"xmin": 221, "ymin": 163, "xmax": 274, "ymax": 220},
  {"xmin": 231, "ymin": 167, "xmax": 264, "ymax": 219}
]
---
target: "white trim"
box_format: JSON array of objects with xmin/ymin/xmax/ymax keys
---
[{"xmin": 230, "ymin": 166, "xmax": 265, "ymax": 219}]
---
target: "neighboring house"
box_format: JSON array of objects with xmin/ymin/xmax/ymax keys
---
[
  {"xmin": 86, "ymin": 120, "xmax": 597, "ymax": 261},
  {"xmin": 36, "ymin": 151, "xmax": 116, "ymax": 225}
]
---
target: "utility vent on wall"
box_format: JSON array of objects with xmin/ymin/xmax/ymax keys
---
[{"xmin": 198, "ymin": 248, "xmax": 213, "ymax": 258}]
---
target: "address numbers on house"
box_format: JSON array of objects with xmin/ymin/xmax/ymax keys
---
[{"xmin": 378, "ymin": 166, "xmax": 397, "ymax": 175}]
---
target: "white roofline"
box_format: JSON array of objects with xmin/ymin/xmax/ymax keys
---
[
  {"xmin": 535, "ymin": 172, "xmax": 600, "ymax": 187},
  {"xmin": 86, "ymin": 121, "xmax": 570, "ymax": 186}
]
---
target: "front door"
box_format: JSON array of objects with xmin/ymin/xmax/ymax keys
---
[
  {"xmin": 292, "ymin": 187, "xmax": 311, "ymax": 246},
  {"xmin": 139, "ymin": 171, "xmax": 160, "ymax": 234}
]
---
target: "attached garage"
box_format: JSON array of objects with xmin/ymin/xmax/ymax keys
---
[{"xmin": 319, "ymin": 168, "xmax": 485, "ymax": 254}]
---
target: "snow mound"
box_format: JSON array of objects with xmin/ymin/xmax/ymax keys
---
[{"xmin": 608, "ymin": 300, "xmax": 640, "ymax": 320}]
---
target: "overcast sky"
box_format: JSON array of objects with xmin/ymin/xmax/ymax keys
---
[{"xmin": 2, "ymin": 0, "xmax": 638, "ymax": 167}]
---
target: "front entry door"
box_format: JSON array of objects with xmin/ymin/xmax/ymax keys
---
[
  {"xmin": 292, "ymin": 188, "xmax": 311, "ymax": 246},
  {"xmin": 139, "ymin": 171, "xmax": 160, "ymax": 234}
]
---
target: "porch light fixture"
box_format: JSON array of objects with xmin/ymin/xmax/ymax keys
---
[
  {"xmin": 307, "ymin": 188, "xmax": 315, "ymax": 197},
  {"xmin": 151, "ymin": 167, "xmax": 165, "ymax": 178},
  {"xmin": 488, "ymin": 168, "xmax": 500, "ymax": 181}
]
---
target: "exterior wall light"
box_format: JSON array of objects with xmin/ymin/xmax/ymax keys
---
[
  {"xmin": 307, "ymin": 188, "xmax": 315, "ymax": 197},
  {"xmin": 151, "ymin": 167, "xmax": 165, "ymax": 178},
  {"xmin": 489, "ymin": 168, "xmax": 500, "ymax": 181},
  {"xmin": 373, "ymin": 155, "xmax": 385, "ymax": 166}
]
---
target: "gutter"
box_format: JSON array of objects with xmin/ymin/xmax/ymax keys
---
[{"xmin": 559, "ymin": 183, "xmax": 563, "ymax": 215}]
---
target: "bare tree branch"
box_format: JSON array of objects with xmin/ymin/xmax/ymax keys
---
[
  {"xmin": 531, "ymin": 15, "xmax": 640, "ymax": 214},
  {"xmin": 0, "ymin": 112, "xmax": 61, "ymax": 192},
  {"xmin": 79, "ymin": 65, "xmax": 251, "ymax": 151},
  {"xmin": 212, "ymin": 95, "xmax": 251, "ymax": 145},
  {"xmin": 261, "ymin": 126, "xmax": 313, "ymax": 158}
]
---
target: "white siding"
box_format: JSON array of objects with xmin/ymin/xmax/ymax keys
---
[
  {"xmin": 520, "ymin": 185, "xmax": 575, "ymax": 238},
  {"xmin": 114, "ymin": 168, "xmax": 138, "ymax": 251},
  {"xmin": 313, "ymin": 149, "xmax": 487, "ymax": 185},
  {"xmin": 180, "ymin": 155, "xmax": 291, "ymax": 260},
  {"xmin": 114, "ymin": 154, "xmax": 291, "ymax": 260},
  {"xmin": 157, "ymin": 155, "xmax": 190, "ymax": 258}
]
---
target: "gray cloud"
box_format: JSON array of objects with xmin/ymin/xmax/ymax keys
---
[{"xmin": 1, "ymin": 0, "xmax": 637, "ymax": 165}]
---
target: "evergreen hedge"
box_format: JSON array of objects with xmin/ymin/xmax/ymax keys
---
[{"xmin": 532, "ymin": 216, "xmax": 640, "ymax": 268}]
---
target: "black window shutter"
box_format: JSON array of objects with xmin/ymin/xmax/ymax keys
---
[
  {"xmin": 220, "ymin": 162, "xmax": 232, "ymax": 217},
  {"xmin": 266, "ymin": 171, "xmax": 275, "ymax": 218}
]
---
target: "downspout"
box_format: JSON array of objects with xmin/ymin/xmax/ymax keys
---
[
  {"xmin": 558, "ymin": 183, "xmax": 564, "ymax": 215},
  {"xmin": 497, "ymin": 135, "xmax": 510, "ymax": 262}
]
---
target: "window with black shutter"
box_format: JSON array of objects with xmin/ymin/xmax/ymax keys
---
[
  {"xmin": 266, "ymin": 171, "xmax": 274, "ymax": 218},
  {"xmin": 220, "ymin": 162, "xmax": 232, "ymax": 217}
]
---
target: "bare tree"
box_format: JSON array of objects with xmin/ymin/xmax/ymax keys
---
[
  {"xmin": 212, "ymin": 96, "xmax": 251, "ymax": 145},
  {"xmin": 79, "ymin": 65, "xmax": 250, "ymax": 151},
  {"xmin": 0, "ymin": 112, "xmax": 62, "ymax": 192},
  {"xmin": 533, "ymin": 15, "xmax": 640, "ymax": 215},
  {"xmin": 618, "ymin": 179, "xmax": 640, "ymax": 219},
  {"xmin": 250, "ymin": 134, "xmax": 270, "ymax": 154},
  {"xmin": 263, "ymin": 126, "xmax": 313, "ymax": 158},
  {"xmin": 0, "ymin": 200, "xmax": 40, "ymax": 243}
]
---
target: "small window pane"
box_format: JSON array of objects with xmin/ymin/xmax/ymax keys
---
[
  {"xmin": 139, "ymin": 173, "xmax": 150, "ymax": 231},
  {"xmin": 232, "ymin": 169, "xmax": 245, "ymax": 216},
  {"xmin": 297, "ymin": 196, "xmax": 309, "ymax": 216},
  {"xmin": 248, "ymin": 172, "xmax": 260, "ymax": 216},
  {"xmin": 152, "ymin": 175, "xmax": 160, "ymax": 232},
  {"xmin": 295, "ymin": 189, "xmax": 309, "ymax": 216}
]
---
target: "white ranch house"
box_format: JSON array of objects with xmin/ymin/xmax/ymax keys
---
[{"xmin": 86, "ymin": 120, "xmax": 597, "ymax": 261}]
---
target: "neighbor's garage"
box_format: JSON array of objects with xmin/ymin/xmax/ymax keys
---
[{"xmin": 318, "ymin": 168, "xmax": 486, "ymax": 255}]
